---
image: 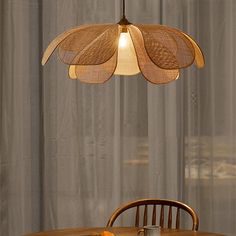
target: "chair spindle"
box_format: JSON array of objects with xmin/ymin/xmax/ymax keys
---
[
  {"xmin": 160, "ymin": 205, "xmax": 164, "ymax": 227},
  {"xmin": 143, "ymin": 205, "xmax": 148, "ymax": 226},
  {"xmin": 152, "ymin": 205, "xmax": 156, "ymax": 225},
  {"xmin": 135, "ymin": 206, "xmax": 139, "ymax": 227},
  {"xmin": 168, "ymin": 206, "xmax": 172, "ymax": 228},
  {"xmin": 176, "ymin": 207, "xmax": 180, "ymax": 229}
]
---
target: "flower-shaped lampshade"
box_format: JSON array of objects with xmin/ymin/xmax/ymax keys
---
[{"xmin": 42, "ymin": 21, "xmax": 204, "ymax": 84}]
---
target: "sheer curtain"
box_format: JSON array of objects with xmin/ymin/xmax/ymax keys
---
[{"xmin": 0, "ymin": 1, "xmax": 235, "ymax": 236}]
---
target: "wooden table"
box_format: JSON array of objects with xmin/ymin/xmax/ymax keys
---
[{"xmin": 24, "ymin": 227, "xmax": 224, "ymax": 236}]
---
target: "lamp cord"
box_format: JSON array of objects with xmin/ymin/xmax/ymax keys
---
[
  {"xmin": 118, "ymin": 0, "xmax": 130, "ymax": 25},
  {"xmin": 122, "ymin": 0, "xmax": 125, "ymax": 17}
]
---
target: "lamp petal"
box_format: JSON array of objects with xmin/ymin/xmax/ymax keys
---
[
  {"xmin": 42, "ymin": 25, "xmax": 89, "ymax": 65},
  {"xmin": 181, "ymin": 32, "xmax": 205, "ymax": 68},
  {"xmin": 67, "ymin": 50, "xmax": 118, "ymax": 84},
  {"xmin": 59, "ymin": 24, "xmax": 119, "ymax": 65},
  {"xmin": 128, "ymin": 25, "xmax": 179, "ymax": 84},
  {"xmin": 68, "ymin": 65, "xmax": 77, "ymax": 79},
  {"xmin": 135, "ymin": 24, "xmax": 195, "ymax": 69}
]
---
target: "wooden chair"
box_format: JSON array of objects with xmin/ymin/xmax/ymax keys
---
[{"xmin": 106, "ymin": 198, "xmax": 199, "ymax": 231}]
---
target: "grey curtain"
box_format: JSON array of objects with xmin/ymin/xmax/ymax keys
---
[{"xmin": 0, "ymin": 0, "xmax": 236, "ymax": 236}]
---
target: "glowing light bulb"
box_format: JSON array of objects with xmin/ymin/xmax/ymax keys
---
[
  {"xmin": 114, "ymin": 31, "xmax": 140, "ymax": 76},
  {"xmin": 119, "ymin": 33, "xmax": 128, "ymax": 48}
]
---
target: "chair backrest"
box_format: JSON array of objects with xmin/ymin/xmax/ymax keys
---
[{"xmin": 106, "ymin": 198, "xmax": 199, "ymax": 231}]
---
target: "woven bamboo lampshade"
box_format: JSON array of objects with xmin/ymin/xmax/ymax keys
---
[{"xmin": 42, "ymin": 0, "xmax": 204, "ymax": 84}]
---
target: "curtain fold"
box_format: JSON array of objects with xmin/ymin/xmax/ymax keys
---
[
  {"xmin": 0, "ymin": 0, "xmax": 42, "ymax": 234},
  {"xmin": 0, "ymin": 1, "xmax": 236, "ymax": 236}
]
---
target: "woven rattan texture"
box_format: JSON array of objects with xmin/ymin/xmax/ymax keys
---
[
  {"xmin": 59, "ymin": 24, "xmax": 119, "ymax": 65},
  {"xmin": 136, "ymin": 24, "xmax": 195, "ymax": 69},
  {"xmin": 181, "ymin": 32, "xmax": 205, "ymax": 68},
  {"xmin": 42, "ymin": 21, "xmax": 204, "ymax": 84},
  {"xmin": 68, "ymin": 50, "xmax": 118, "ymax": 83},
  {"xmin": 41, "ymin": 26, "xmax": 89, "ymax": 65},
  {"xmin": 128, "ymin": 25, "xmax": 179, "ymax": 84}
]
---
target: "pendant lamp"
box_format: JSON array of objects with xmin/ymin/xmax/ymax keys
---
[{"xmin": 42, "ymin": 0, "xmax": 205, "ymax": 84}]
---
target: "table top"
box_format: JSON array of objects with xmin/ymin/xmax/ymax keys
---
[{"xmin": 24, "ymin": 227, "xmax": 224, "ymax": 236}]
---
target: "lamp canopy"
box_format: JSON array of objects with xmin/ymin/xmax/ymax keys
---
[{"xmin": 42, "ymin": 1, "xmax": 204, "ymax": 84}]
